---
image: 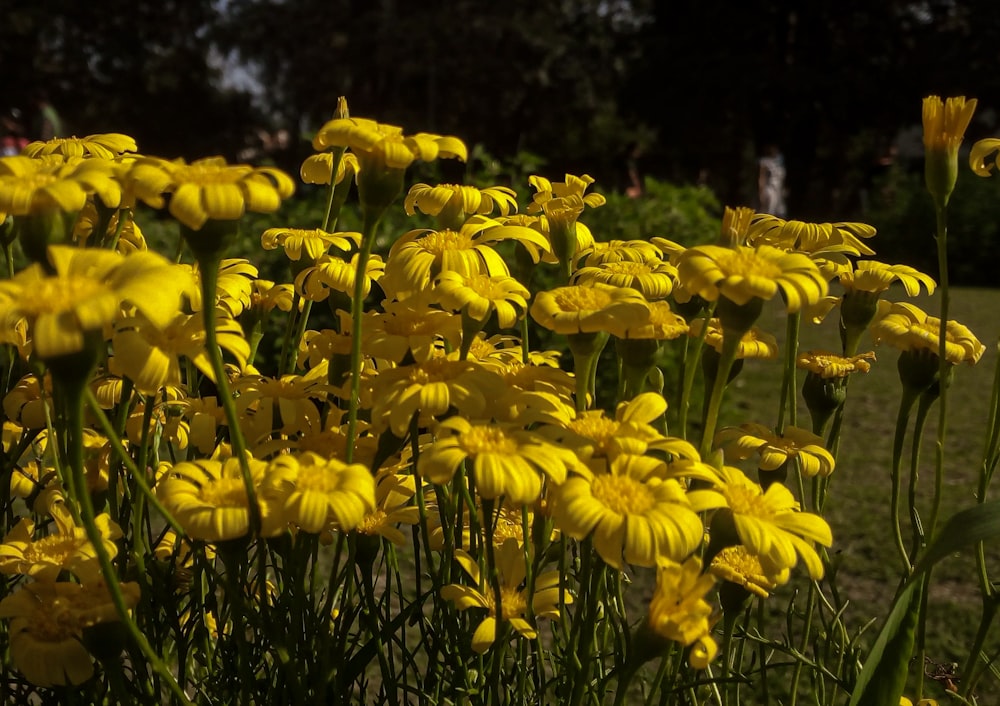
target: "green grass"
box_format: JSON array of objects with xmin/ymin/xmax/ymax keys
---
[{"xmin": 722, "ymin": 285, "xmax": 1000, "ymax": 703}]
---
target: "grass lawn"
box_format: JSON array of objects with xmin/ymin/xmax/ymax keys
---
[{"xmin": 720, "ymin": 285, "xmax": 1000, "ymax": 703}]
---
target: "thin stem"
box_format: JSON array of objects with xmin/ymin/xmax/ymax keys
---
[
  {"xmin": 699, "ymin": 329, "xmax": 741, "ymax": 458},
  {"xmin": 344, "ymin": 209, "xmax": 381, "ymax": 462},
  {"xmin": 776, "ymin": 311, "xmax": 801, "ymax": 434},
  {"xmin": 891, "ymin": 385, "xmax": 920, "ymax": 573}
]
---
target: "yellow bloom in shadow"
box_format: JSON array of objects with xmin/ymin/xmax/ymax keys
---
[
  {"xmin": 441, "ymin": 538, "xmax": 564, "ymax": 654},
  {"xmin": 530, "ymin": 282, "xmax": 650, "ymax": 338},
  {"xmin": 716, "ymin": 423, "xmax": 836, "ymax": 478},
  {"xmin": 0, "ymin": 155, "xmax": 122, "ymax": 215},
  {"xmin": 840, "ymin": 261, "xmax": 936, "ymax": 296},
  {"xmin": 872, "ymin": 302, "xmax": 984, "ymax": 365},
  {"xmin": 23, "ymin": 133, "xmax": 137, "ymax": 160},
  {"xmin": 0, "ymin": 580, "xmax": 140, "ymax": 687},
  {"xmin": 796, "ymin": 350, "xmax": 875, "ymax": 379},
  {"xmin": 647, "ymin": 556, "xmax": 718, "ymax": 668},
  {"xmin": 710, "ymin": 545, "xmax": 789, "ymax": 599}
]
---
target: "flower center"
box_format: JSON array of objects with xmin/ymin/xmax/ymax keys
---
[
  {"xmin": 590, "ymin": 473, "xmax": 656, "ymax": 515},
  {"xmin": 567, "ymin": 416, "xmax": 619, "ymax": 452},
  {"xmin": 359, "ymin": 509, "xmax": 387, "ymax": 535},
  {"xmin": 23, "ymin": 534, "xmax": 83, "ymax": 566},
  {"xmin": 714, "ymin": 250, "xmax": 782, "ymax": 279},
  {"xmin": 722, "ymin": 482, "xmax": 773, "ymax": 518},
  {"xmin": 460, "ymin": 426, "xmax": 519, "ymax": 455},
  {"xmin": 419, "ymin": 229, "xmax": 474, "ymax": 255},
  {"xmin": 553, "ymin": 287, "xmax": 612, "ymax": 313},
  {"xmin": 200, "ymin": 477, "xmax": 249, "ymax": 507},
  {"xmin": 603, "ymin": 261, "xmax": 652, "ymax": 276}
]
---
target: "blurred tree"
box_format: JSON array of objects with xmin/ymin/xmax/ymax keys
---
[{"xmin": 1, "ymin": 0, "xmax": 257, "ymax": 158}]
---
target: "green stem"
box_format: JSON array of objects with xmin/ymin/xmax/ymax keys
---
[
  {"xmin": 198, "ymin": 254, "xmax": 261, "ymax": 535},
  {"xmin": 776, "ymin": 312, "xmax": 800, "ymax": 434},
  {"xmin": 344, "ymin": 209, "xmax": 381, "ymax": 463},
  {"xmin": 699, "ymin": 329, "xmax": 741, "ymax": 458},
  {"xmin": 909, "ymin": 394, "xmax": 934, "ymax": 558},
  {"xmin": 891, "ymin": 385, "xmax": 920, "ymax": 574},
  {"xmin": 680, "ymin": 303, "xmax": 715, "ymax": 441}
]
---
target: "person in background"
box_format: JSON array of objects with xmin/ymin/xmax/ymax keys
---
[
  {"xmin": 757, "ymin": 143, "xmax": 787, "ymax": 217},
  {"xmin": 1, "ymin": 109, "xmax": 29, "ymax": 156},
  {"xmin": 30, "ymin": 91, "xmax": 64, "ymax": 140}
]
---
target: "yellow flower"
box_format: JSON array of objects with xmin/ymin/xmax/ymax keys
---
[
  {"xmin": 0, "ymin": 155, "xmax": 122, "ymax": 215},
  {"xmin": 296, "ymin": 252, "xmax": 385, "ymax": 304},
  {"xmin": 126, "ymin": 156, "xmax": 294, "ymax": 230},
  {"xmin": 3, "ymin": 374, "xmax": 51, "ymax": 429},
  {"xmin": 571, "ymin": 258, "xmax": 677, "ymax": 300},
  {"xmin": 552, "ymin": 454, "xmax": 707, "ymax": 569},
  {"xmin": 708, "ymin": 465, "xmax": 832, "ymax": 579},
  {"xmin": 620, "ymin": 300, "xmax": 689, "ymax": 340},
  {"xmin": 156, "ymin": 456, "xmax": 276, "ymax": 541},
  {"xmin": 923, "ymin": 96, "xmax": 977, "ymax": 153},
  {"xmin": 73, "ymin": 200, "xmax": 147, "ymax": 254},
  {"xmin": 796, "ymin": 350, "xmax": 875, "ymax": 379},
  {"xmin": 312, "ymin": 117, "xmax": 466, "ymax": 214},
  {"xmin": 111, "ymin": 310, "xmax": 249, "ymax": 395},
  {"xmin": 434, "ymin": 271, "xmax": 530, "ymax": 329},
  {"xmin": 264, "ymin": 451, "xmax": 376, "ymax": 534},
  {"xmin": 688, "ymin": 318, "xmax": 779, "ymax": 360},
  {"xmin": 923, "ymin": 95, "xmax": 977, "ymax": 206},
  {"xmin": 647, "ymin": 557, "xmax": 718, "ymax": 668},
  {"xmin": 362, "ymin": 297, "xmax": 461, "ymax": 363},
  {"xmin": 0, "ymin": 580, "xmax": 140, "ymax": 687},
  {"xmin": 22, "ymin": 133, "xmax": 138, "ymax": 160},
  {"xmin": 747, "ymin": 215, "xmax": 877, "ymax": 257},
  {"xmin": 357, "ymin": 472, "xmax": 420, "ymax": 546},
  {"xmin": 369, "ymin": 357, "xmax": 507, "ymax": 436},
  {"xmin": 261, "ymin": 227, "xmax": 358, "ymax": 263},
  {"xmin": 381, "ymin": 217, "xmax": 548, "ymax": 299},
  {"xmin": 0, "ymin": 504, "xmax": 122, "ymax": 582},
  {"xmin": 186, "ymin": 258, "xmax": 257, "ymax": 316},
  {"xmin": 299, "ymin": 151, "xmax": 359, "ymax": 185},
  {"xmin": 839, "ymin": 261, "xmax": 936, "ymax": 296},
  {"xmin": 234, "ymin": 365, "xmax": 332, "ymax": 446},
  {"xmin": 710, "ymin": 545, "xmax": 789, "ymax": 598},
  {"xmin": 405, "ymin": 183, "xmax": 518, "ymax": 229},
  {"xmin": 441, "ymin": 538, "xmax": 564, "ymax": 654},
  {"xmin": 716, "ymin": 423, "xmax": 835, "ymax": 478},
  {"xmin": 970, "ymin": 137, "xmax": 1000, "ymax": 177},
  {"xmin": 719, "ymin": 206, "xmax": 755, "ymax": 247},
  {"xmin": 0, "ymin": 246, "xmax": 190, "ymax": 360},
  {"xmin": 677, "ymin": 244, "xmax": 827, "ymax": 312},
  {"xmin": 871, "ymin": 302, "xmax": 984, "ymax": 365},
  {"xmin": 530, "ymin": 282, "xmax": 650, "ymax": 338},
  {"xmin": 579, "ymin": 239, "xmax": 664, "ymax": 266},
  {"xmin": 497, "ymin": 213, "xmax": 594, "ymax": 267},
  {"xmin": 527, "ymin": 173, "xmax": 606, "ymax": 212},
  {"xmin": 417, "ymin": 417, "xmax": 580, "ymax": 504}
]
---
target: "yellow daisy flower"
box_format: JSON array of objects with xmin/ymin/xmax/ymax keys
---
[
  {"xmin": 839, "ymin": 261, "xmax": 936, "ymax": 296},
  {"xmin": 796, "ymin": 350, "xmax": 875, "ymax": 379},
  {"xmin": 747, "ymin": 215, "xmax": 877, "ymax": 257},
  {"xmin": 126, "ymin": 155, "xmax": 294, "ymax": 231},
  {"xmin": 527, "ymin": 173, "xmax": 606, "ymax": 212},
  {"xmin": 710, "ymin": 545, "xmax": 789, "ymax": 599},
  {"xmin": 0, "ymin": 505, "xmax": 122, "ymax": 582},
  {"xmin": 362, "ymin": 297, "xmax": 462, "ymax": 363},
  {"xmin": 234, "ymin": 365, "xmax": 332, "ymax": 445},
  {"xmin": 380, "ymin": 217, "xmax": 548, "ymax": 298},
  {"xmin": 261, "ymin": 227, "xmax": 358, "ymax": 263},
  {"xmin": 186, "ymin": 258, "xmax": 257, "ymax": 316},
  {"xmin": 368, "ymin": 357, "xmax": 507, "ymax": 436},
  {"xmin": 22, "ymin": 133, "xmax": 137, "ymax": 160},
  {"xmin": 299, "ymin": 151, "xmax": 359, "ymax": 185},
  {"xmin": 688, "ymin": 318, "xmax": 779, "ymax": 360},
  {"xmin": 111, "ymin": 309, "xmax": 249, "ymax": 395},
  {"xmin": 434, "ymin": 271, "xmax": 530, "ymax": 329},
  {"xmin": 716, "ymin": 423, "xmax": 835, "ymax": 478},
  {"xmin": 530, "ymin": 282, "xmax": 650, "ymax": 338},
  {"xmin": 708, "ymin": 465, "xmax": 832, "ymax": 579},
  {"xmin": 0, "ymin": 580, "xmax": 141, "ymax": 688},
  {"xmin": 357, "ymin": 472, "xmax": 420, "ymax": 546},
  {"xmin": 3, "ymin": 374, "xmax": 51, "ymax": 429},
  {"xmin": 405, "ymin": 183, "xmax": 518, "ymax": 229},
  {"xmin": 497, "ymin": 213, "xmax": 594, "ymax": 267},
  {"xmin": 156, "ymin": 455, "xmax": 276, "ymax": 542},
  {"xmin": 72, "ymin": 199, "xmax": 147, "ymax": 253},
  {"xmin": 579, "ymin": 239, "xmax": 664, "ymax": 266},
  {"xmin": 295, "ymin": 252, "xmax": 386, "ymax": 303},
  {"xmin": 871, "ymin": 302, "xmax": 984, "ymax": 365},
  {"xmin": 417, "ymin": 417, "xmax": 580, "ymax": 504},
  {"xmin": 646, "ymin": 556, "xmax": 718, "ymax": 668},
  {"xmin": 441, "ymin": 538, "xmax": 564, "ymax": 654},
  {"xmin": 552, "ymin": 454, "xmax": 707, "ymax": 569},
  {"xmin": 619, "ymin": 299, "xmax": 689, "ymax": 340},
  {"xmin": 677, "ymin": 244, "xmax": 828, "ymax": 312},
  {"xmin": 0, "ymin": 246, "xmax": 190, "ymax": 361},
  {"xmin": 970, "ymin": 137, "xmax": 1000, "ymax": 177},
  {"xmin": 264, "ymin": 451, "xmax": 376, "ymax": 534},
  {"xmin": 923, "ymin": 95, "xmax": 977, "ymax": 153},
  {"xmin": 0, "ymin": 154, "xmax": 122, "ymax": 215},
  {"xmin": 571, "ymin": 258, "xmax": 677, "ymax": 300}
]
